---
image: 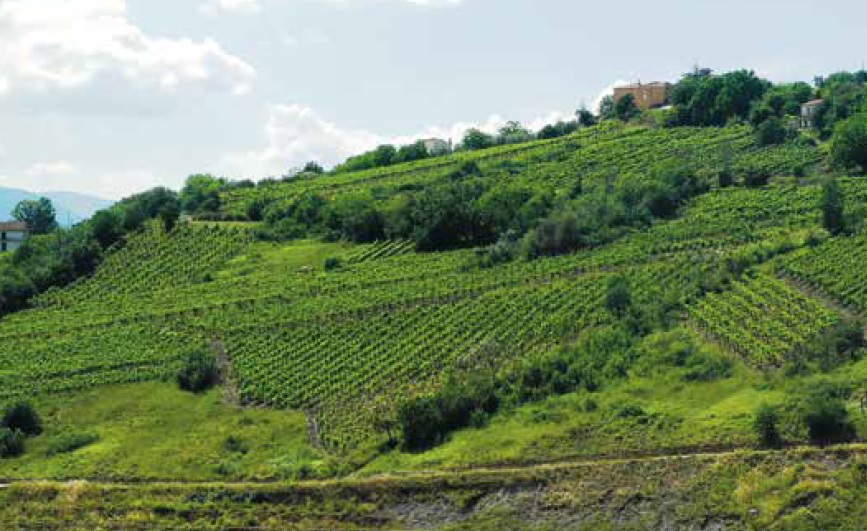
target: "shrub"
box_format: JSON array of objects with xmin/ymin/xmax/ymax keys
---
[
  {"xmin": 2, "ymin": 402, "xmax": 42, "ymax": 436},
  {"xmin": 177, "ymin": 350, "xmax": 219, "ymax": 393},
  {"xmin": 0, "ymin": 428, "xmax": 24, "ymax": 458},
  {"xmin": 756, "ymin": 117, "xmax": 789, "ymax": 146},
  {"xmin": 801, "ymin": 386, "xmax": 855, "ymax": 444},
  {"xmin": 754, "ymin": 403, "xmax": 781, "ymax": 447},
  {"xmin": 323, "ymin": 257, "xmax": 342, "ymax": 271},
  {"xmin": 744, "ymin": 169, "xmax": 771, "ymax": 187},
  {"xmin": 222, "ymin": 436, "xmax": 249, "ymax": 454},
  {"xmin": 45, "ymin": 433, "xmax": 99, "ymax": 456},
  {"xmin": 830, "ymin": 113, "xmax": 867, "ymax": 172},
  {"xmin": 605, "ymin": 275, "xmax": 632, "ymax": 317}
]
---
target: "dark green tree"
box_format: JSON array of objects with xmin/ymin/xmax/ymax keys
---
[
  {"xmin": 605, "ymin": 275, "xmax": 632, "ymax": 317},
  {"xmin": 614, "ymin": 94, "xmax": 640, "ymax": 122},
  {"xmin": 12, "ymin": 198, "xmax": 58, "ymax": 235},
  {"xmin": 2, "ymin": 402, "xmax": 42, "ymax": 436},
  {"xmin": 576, "ymin": 107, "xmax": 597, "ymax": 128},
  {"xmin": 177, "ymin": 350, "xmax": 219, "ymax": 393},
  {"xmin": 830, "ymin": 113, "xmax": 867, "ymax": 172},
  {"xmin": 754, "ymin": 403, "xmax": 781, "ymax": 447},
  {"xmin": 821, "ymin": 178, "xmax": 846, "ymax": 235},
  {"xmin": 460, "ymin": 128, "xmax": 496, "ymax": 151}
]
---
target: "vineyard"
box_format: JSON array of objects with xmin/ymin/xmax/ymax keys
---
[
  {"xmin": 0, "ymin": 124, "xmax": 863, "ymax": 451},
  {"xmin": 216, "ymin": 124, "xmax": 823, "ymax": 220},
  {"xmin": 687, "ymin": 273, "xmax": 840, "ymax": 367}
]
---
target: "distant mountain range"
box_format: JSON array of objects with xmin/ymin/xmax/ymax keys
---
[{"xmin": 0, "ymin": 187, "xmax": 114, "ymax": 225}]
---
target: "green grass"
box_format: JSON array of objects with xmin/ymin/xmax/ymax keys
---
[
  {"xmin": 216, "ymin": 238, "xmax": 354, "ymax": 278},
  {"xmin": 0, "ymin": 382, "xmax": 323, "ymax": 481},
  {"xmin": 363, "ymin": 341, "xmax": 867, "ymax": 475}
]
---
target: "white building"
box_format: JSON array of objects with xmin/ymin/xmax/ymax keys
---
[
  {"xmin": 421, "ymin": 138, "xmax": 451, "ymax": 156},
  {"xmin": 0, "ymin": 221, "xmax": 29, "ymax": 252},
  {"xmin": 800, "ymin": 99, "xmax": 824, "ymax": 129}
]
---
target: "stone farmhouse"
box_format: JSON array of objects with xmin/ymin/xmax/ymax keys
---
[
  {"xmin": 421, "ymin": 138, "xmax": 451, "ymax": 156},
  {"xmin": 613, "ymin": 82, "xmax": 672, "ymax": 111},
  {"xmin": 800, "ymin": 99, "xmax": 825, "ymax": 129},
  {"xmin": 0, "ymin": 221, "xmax": 29, "ymax": 252}
]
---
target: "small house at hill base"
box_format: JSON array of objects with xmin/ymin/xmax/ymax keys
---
[
  {"xmin": 613, "ymin": 82, "xmax": 672, "ymax": 111},
  {"xmin": 800, "ymin": 99, "xmax": 824, "ymax": 129},
  {"xmin": 0, "ymin": 221, "xmax": 29, "ymax": 252}
]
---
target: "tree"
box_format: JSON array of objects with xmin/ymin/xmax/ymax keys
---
[
  {"xmin": 576, "ymin": 107, "xmax": 597, "ymax": 128},
  {"xmin": 614, "ymin": 94, "xmax": 640, "ymax": 122},
  {"xmin": 830, "ymin": 113, "xmax": 867, "ymax": 172},
  {"xmin": 821, "ymin": 178, "xmax": 846, "ymax": 235},
  {"xmin": 302, "ymin": 161, "xmax": 324, "ymax": 174},
  {"xmin": 2, "ymin": 402, "xmax": 42, "ymax": 436},
  {"xmin": 460, "ymin": 128, "xmax": 496, "ymax": 151},
  {"xmin": 802, "ymin": 390, "xmax": 854, "ymax": 444},
  {"xmin": 179, "ymin": 174, "xmax": 225, "ymax": 214},
  {"xmin": 498, "ymin": 121, "xmax": 533, "ymax": 144},
  {"xmin": 756, "ymin": 117, "xmax": 788, "ymax": 146},
  {"xmin": 605, "ymin": 275, "xmax": 632, "ymax": 317},
  {"xmin": 12, "ymin": 198, "xmax": 57, "ymax": 235},
  {"xmin": 754, "ymin": 403, "xmax": 781, "ymax": 447},
  {"xmin": 89, "ymin": 210, "xmax": 124, "ymax": 249},
  {"xmin": 598, "ymin": 96, "xmax": 616, "ymax": 121}
]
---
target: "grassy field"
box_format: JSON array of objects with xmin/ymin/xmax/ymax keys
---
[{"xmin": 0, "ymin": 382, "xmax": 323, "ymax": 482}]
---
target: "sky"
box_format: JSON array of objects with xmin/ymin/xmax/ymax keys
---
[{"xmin": 0, "ymin": 0, "xmax": 865, "ymax": 199}]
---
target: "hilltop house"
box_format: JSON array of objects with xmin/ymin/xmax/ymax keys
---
[
  {"xmin": 613, "ymin": 82, "xmax": 672, "ymax": 111},
  {"xmin": 800, "ymin": 99, "xmax": 825, "ymax": 129},
  {"xmin": 0, "ymin": 221, "xmax": 29, "ymax": 252},
  {"xmin": 422, "ymin": 138, "xmax": 451, "ymax": 156}
]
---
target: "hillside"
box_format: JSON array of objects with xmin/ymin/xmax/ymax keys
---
[{"xmin": 4, "ymin": 123, "xmax": 867, "ymax": 528}]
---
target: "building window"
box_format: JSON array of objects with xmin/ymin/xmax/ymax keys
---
[{"xmin": 1, "ymin": 242, "xmax": 6, "ymax": 252}]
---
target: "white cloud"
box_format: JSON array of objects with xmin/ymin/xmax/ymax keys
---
[
  {"xmin": 200, "ymin": 0, "xmax": 464, "ymax": 15},
  {"xmin": 200, "ymin": 0, "xmax": 262, "ymax": 16},
  {"xmin": 217, "ymin": 104, "xmax": 569, "ymax": 179},
  {"xmin": 0, "ymin": 0, "xmax": 256, "ymax": 99},
  {"xmin": 592, "ymin": 79, "xmax": 629, "ymax": 113},
  {"xmin": 26, "ymin": 161, "xmax": 79, "ymax": 176}
]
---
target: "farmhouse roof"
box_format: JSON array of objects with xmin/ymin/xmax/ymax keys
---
[
  {"xmin": 0, "ymin": 221, "xmax": 28, "ymax": 232},
  {"xmin": 615, "ymin": 82, "xmax": 671, "ymax": 90},
  {"xmin": 803, "ymin": 99, "xmax": 825, "ymax": 107}
]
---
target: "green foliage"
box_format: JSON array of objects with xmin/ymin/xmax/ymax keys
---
[
  {"xmin": 323, "ymin": 256, "xmax": 342, "ymax": 271},
  {"xmin": 754, "ymin": 403, "xmax": 781, "ymax": 447},
  {"xmin": 398, "ymin": 373, "xmax": 498, "ymax": 451},
  {"xmin": 756, "ymin": 117, "xmax": 789, "ymax": 146},
  {"xmin": 799, "ymin": 383, "xmax": 855, "ymax": 444},
  {"xmin": 180, "ymin": 174, "xmax": 226, "ymax": 214},
  {"xmin": 44, "ymin": 433, "xmax": 99, "ymax": 456},
  {"xmin": 821, "ymin": 178, "xmax": 846, "ymax": 235},
  {"xmin": 222, "ymin": 435, "xmax": 249, "ymax": 454},
  {"xmin": 0, "ymin": 427, "xmax": 24, "ymax": 458},
  {"xmin": 12, "ymin": 198, "xmax": 58, "ymax": 235},
  {"xmin": 605, "ymin": 275, "xmax": 631, "ymax": 317},
  {"xmin": 613, "ymin": 94, "xmax": 640, "ymax": 122},
  {"xmin": 2, "ymin": 402, "xmax": 42, "ymax": 436},
  {"xmin": 669, "ymin": 69, "xmax": 770, "ymax": 126},
  {"xmin": 576, "ymin": 107, "xmax": 597, "ymax": 128},
  {"xmin": 177, "ymin": 350, "xmax": 219, "ymax": 393},
  {"xmin": 460, "ymin": 128, "xmax": 496, "ymax": 151},
  {"xmin": 831, "ymin": 113, "xmax": 867, "ymax": 172}
]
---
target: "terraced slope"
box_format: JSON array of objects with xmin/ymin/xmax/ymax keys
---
[
  {"xmin": 218, "ymin": 124, "xmax": 822, "ymax": 219},
  {"xmin": 0, "ymin": 126, "xmax": 850, "ymax": 450}
]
